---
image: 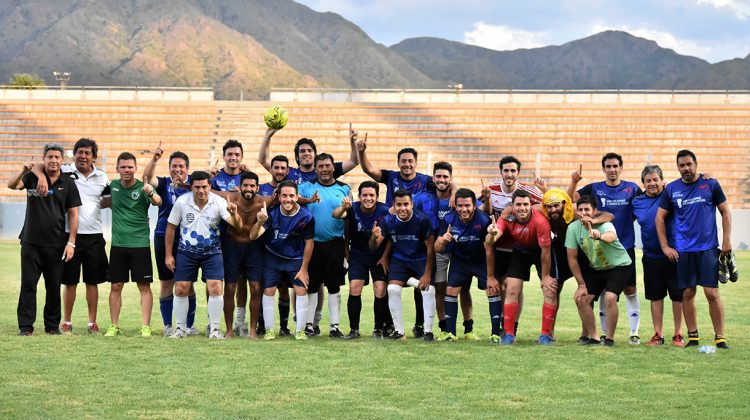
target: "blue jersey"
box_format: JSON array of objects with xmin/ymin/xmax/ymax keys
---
[
  {"xmin": 578, "ymin": 180, "xmax": 642, "ymax": 249},
  {"xmin": 347, "ymin": 202, "xmax": 390, "ymax": 263},
  {"xmin": 299, "ymin": 180, "xmax": 351, "ymax": 242},
  {"xmin": 287, "ymin": 162, "xmax": 344, "ymax": 185},
  {"xmin": 659, "ymin": 175, "xmax": 726, "ymax": 253},
  {"xmin": 258, "ymin": 182, "xmax": 276, "ymax": 197},
  {"xmin": 380, "ymin": 169, "xmax": 432, "ymax": 207},
  {"xmin": 211, "ymin": 169, "xmax": 242, "ymax": 192},
  {"xmin": 633, "ymin": 192, "xmax": 675, "ymax": 258},
  {"xmin": 440, "ymin": 210, "xmax": 490, "ymax": 263},
  {"xmin": 154, "ymin": 176, "xmax": 190, "ymax": 236},
  {"xmin": 380, "ymin": 210, "xmax": 433, "ymax": 261},
  {"xmin": 263, "ymin": 205, "xmax": 315, "ymax": 260},
  {"xmin": 413, "ymin": 190, "xmax": 452, "ymax": 234}
]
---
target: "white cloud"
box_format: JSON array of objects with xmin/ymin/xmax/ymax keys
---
[
  {"xmin": 697, "ymin": 0, "xmax": 750, "ymax": 19},
  {"xmin": 590, "ymin": 24, "xmax": 714, "ymax": 58},
  {"xmin": 463, "ymin": 23, "xmax": 547, "ymax": 51}
]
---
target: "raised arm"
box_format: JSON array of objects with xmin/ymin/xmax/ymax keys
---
[
  {"xmin": 332, "ymin": 195, "xmax": 352, "ymax": 219},
  {"xmin": 568, "ymin": 164, "xmax": 583, "ymax": 202},
  {"xmin": 8, "ymin": 159, "xmax": 34, "ymax": 190},
  {"xmin": 356, "ymin": 133, "xmax": 382, "ymax": 182},
  {"xmin": 257, "ymin": 127, "xmax": 277, "ymax": 172},
  {"xmin": 369, "ymin": 221, "xmax": 385, "ymax": 251},
  {"xmin": 249, "ymin": 202, "xmax": 268, "ymax": 241},
  {"xmin": 340, "ymin": 123, "xmax": 360, "ymax": 174},
  {"xmin": 142, "ymin": 142, "xmax": 163, "ymax": 188}
]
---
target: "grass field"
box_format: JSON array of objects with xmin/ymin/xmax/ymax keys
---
[{"xmin": 0, "ymin": 241, "xmax": 748, "ymax": 419}]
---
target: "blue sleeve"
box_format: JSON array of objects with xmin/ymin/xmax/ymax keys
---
[
  {"xmin": 210, "ymin": 177, "xmax": 220, "ymax": 191},
  {"xmin": 419, "ymin": 217, "xmax": 433, "ymax": 240},
  {"xmin": 302, "ymin": 218, "xmax": 315, "ymax": 240},
  {"xmin": 379, "ymin": 217, "xmax": 390, "ymax": 237},
  {"xmin": 413, "ymin": 194, "xmax": 423, "ymax": 211},
  {"xmin": 712, "ymin": 180, "xmax": 727, "ymax": 206},
  {"xmin": 577, "ymin": 183, "xmax": 592, "ymax": 197},
  {"xmin": 156, "ymin": 177, "xmax": 167, "ymax": 195},
  {"xmin": 333, "ymin": 162, "xmax": 344, "ymax": 179},
  {"xmin": 380, "ymin": 169, "xmax": 393, "ymax": 184},
  {"xmin": 297, "ymin": 182, "xmax": 310, "ymax": 198},
  {"xmin": 659, "ymin": 187, "xmax": 673, "ymax": 211}
]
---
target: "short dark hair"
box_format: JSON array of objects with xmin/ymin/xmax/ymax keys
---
[
  {"xmin": 73, "ymin": 138, "xmax": 98, "ymax": 159},
  {"xmin": 511, "ymin": 189, "xmax": 531, "ymax": 203},
  {"xmin": 117, "ymin": 151, "xmax": 137, "ymax": 165},
  {"xmin": 601, "ymin": 152, "xmax": 623, "ymax": 167},
  {"xmin": 314, "ymin": 153, "xmax": 334, "ymax": 166},
  {"xmin": 190, "ymin": 170, "xmax": 211, "ymax": 183},
  {"xmin": 222, "ymin": 139, "xmax": 243, "ymax": 155},
  {"xmin": 641, "ymin": 165, "xmax": 663, "ymax": 183},
  {"xmin": 294, "ymin": 138, "xmax": 317, "ymax": 165},
  {"xmin": 433, "ymin": 161, "xmax": 453, "ymax": 175},
  {"xmin": 577, "ymin": 194, "xmax": 598, "ymax": 210},
  {"xmin": 169, "ymin": 151, "xmax": 190, "ymax": 168},
  {"xmin": 499, "ymin": 155, "xmax": 521, "ymax": 171},
  {"xmin": 271, "ymin": 155, "xmax": 289, "ymax": 167},
  {"xmin": 393, "ymin": 188, "xmax": 413, "ymax": 201},
  {"xmin": 278, "ymin": 179, "xmax": 298, "ymax": 193},
  {"xmin": 676, "ymin": 149, "xmax": 697, "ymax": 164},
  {"xmin": 454, "ymin": 188, "xmax": 476, "ymax": 204},
  {"xmin": 397, "ymin": 148, "xmax": 418, "ymax": 161},
  {"xmin": 240, "ymin": 171, "xmax": 259, "ymax": 185},
  {"xmin": 43, "ymin": 143, "xmax": 64, "ymax": 157},
  {"xmin": 358, "ymin": 180, "xmax": 380, "ymax": 196}
]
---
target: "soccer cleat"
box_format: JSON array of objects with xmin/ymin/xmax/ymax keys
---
[
  {"xmin": 103, "ymin": 325, "xmax": 121, "ymax": 337},
  {"xmin": 423, "ymin": 332, "xmax": 435, "ymax": 342},
  {"xmin": 685, "ymin": 332, "xmax": 700, "ymax": 347},
  {"xmin": 383, "ymin": 325, "xmax": 396, "ymax": 337},
  {"xmin": 501, "ymin": 334, "xmax": 516, "ymax": 345},
  {"xmin": 185, "ymin": 326, "xmax": 200, "ymax": 336},
  {"xmin": 312, "ymin": 325, "xmax": 321, "ymax": 336},
  {"xmin": 372, "ymin": 329, "xmax": 383, "ymax": 339},
  {"xmin": 344, "ymin": 330, "xmax": 361, "ymax": 340},
  {"xmin": 208, "ymin": 329, "xmax": 225, "ymax": 339},
  {"xmin": 603, "ymin": 338, "xmax": 615, "ymax": 347},
  {"xmin": 279, "ymin": 327, "xmax": 292, "ymax": 337},
  {"xmin": 163, "ymin": 326, "xmax": 174, "ymax": 337},
  {"xmin": 264, "ymin": 329, "xmax": 277, "ymax": 340},
  {"xmin": 329, "ymin": 326, "xmax": 345, "ymax": 339},
  {"xmin": 412, "ymin": 324, "xmax": 424, "ymax": 339},
  {"xmin": 87, "ymin": 323, "xmax": 100, "ymax": 334},
  {"xmin": 18, "ymin": 330, "xmax": 33, "ymax": 336},
  {"xmin": 629, "ymin": 335, "xmax": 641, "ymax": 345},
  {"xmin": 714, "ymin": 335, "xmax": 730, "ymax": 350},
  {"xmin": 538, "ymin": 335, "xmax": 554, "ymax": 345},
  {"xmin": 170, "ymin": 328, "xmax": 186, "ymax": 339},
  {"xmin": 718, "ymin": 253, "xmax": 730, "ymax": 284},
  {"xmin": 725, "ymin": 251, "xmax": 739, "ymax": 283},
  {"xmin": 578, "ymin": 336, "xmax": 590, "ymax": 345},
  {"xmin": 140, "ymin": 325, "xmax": 152, "ymax": 337},
  {"xmin": 439, "ymin": 332, "xmax": 457, "ymax": 342},
  {"xmin": 386, "ymin": 332, "xmax": 407, "ymax": 340},
  {"xmin": 464, "ymin": 332, "xmax": 481, "ymax": 341},
  {"xmin": 234, "ymin": 323, "xmax": 250, "ymax": 338},
  {"xmin": 61, "ymin": 323, "xmax": 73, "ymax": 334},
  {"xmin": 647, "ymin": 333, "xmax": 664, "ymax": 346},
  {"xmin": 583, "ymin": 337, "xmax": 601, "ymax": 346},
  {"xmin": 46, "ymin": 328, "xmax": 62, "ymax": 335},
  {"xmin": 294, "ymin": 331, "xmax": 308, "ymax": 340},
  {"xmin": 489, "ymin": 334, "xmax": 501, "ymax": 344},
  {"xmin": 304, "ymin": 324, "xmax": 315, "ymax": 337},
  {"xmin": 600, "ymin": 334, "xmax": 607, "ymax": 342},
  {"xmin": 672, "ymin": 334, "xmax": 685, "ymax": 347}
]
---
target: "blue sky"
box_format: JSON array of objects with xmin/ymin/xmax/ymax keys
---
[{"xmin": 296, "ymin": 0, "xmax": 750, "ymax": 63}]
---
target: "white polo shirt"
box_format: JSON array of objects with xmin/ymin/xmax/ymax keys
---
[
  {"xmin": 167, "ymin": 191, "xmax": 231, "ymax": 255},
  {"xmin": 62, "ymin": 163, "xmax": 110, "ymax": 234}
]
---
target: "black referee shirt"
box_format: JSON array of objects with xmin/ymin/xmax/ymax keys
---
[{"xmin": 19, "ymin": 171, "xmax": 82, "ymax": 248}]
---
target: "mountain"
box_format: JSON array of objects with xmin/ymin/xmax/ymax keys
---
[
  {"xmin": 675, "ymin": 54, "xmax": 750, "ymax": 89},
  {"xmin": 390, "ymin": 31, "xmax": 713, "ymax": 89}
]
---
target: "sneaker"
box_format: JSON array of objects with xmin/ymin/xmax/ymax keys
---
[
  {"xmin": 603, "ymin": 338, "xmax": 615, "ymax": 347},
  {"xmin": 264, "ymin": 329, "xmax": 276, "ymax": 340},
  {"xmin": 583, "ymin": 337, "xmax": 601, "ymax": 346},
  {"xmin": 103, "ymin": 325, "xmax": 120, "ymax": 337},
  {"xmin": 185, "ymin": 326, "xmax": 200, "ymax": 336},
  {"xmin": 312, "ymin": 325, "xmax": 321, "ymax": 336},
  {"xmin": 329, "ymin": 326, "xmax": 345, "ymax": 339},
  {"xmin": 87, "ymin": 323, "xmax": 100, "ymax": 334},
  {"xmin": 279, "ymin": 327, "xmax": 292, "ymax": 337},
  {"xmin": 489, "ymin": 334, "xmax": 501, "ymax": 344},
  {"xmin": 629, "ymin": 335, "xmax": 641, "ymax": 345},
  {"xmin": 294, "ymin": 331, "xmax": 308, "ymax": 340},
  {"xmin": 383, "ymin": 325, "xmax": 395, "ymax": 337},
  {"xmin": 344, "ymin": 330, "xmax": 361, "ymax": 340},
  {"xmin": 386, "ymin": 332, "xmax": 407, "ymax": 340},
  {"xmin": 304, "ymin": 324, "xmax": 315, "ymax": 337},
  {"xmin": 672, "ymin": 334, "xmax": 685, "ymax": 347},
  {"xmin": 256, "ymin": 324, "xmax": 267, "ymax": 336},
  {"xmin": 685, "ymin": 332, "xmax": 700, "ymax": 347},
  {"xmin": 423, "ymin": 332, "xmax": 435, "ymax": 342},
  {"xmin": 538, "ymin": 335, "xmax": 554, "ymax": 345},
  {"xmin": 208, "ymin": 329, "xmax": 225, "ymax": 339},
  {"xmin": 170, "ymin": 328, "xmax": 186, "ymax": 339},
  {"xmin": 412, "ymin": 324, "xmax": 424, "ymax": 339},
  {"xmin": 372, "ymin": 329, "xmax": 383, "ymax": 339},
  {"xmin": 578, "ymin": 336, "xmax": 590, "ymax": 345},
  {"xmin": 439, "ymin": 332, "xmax": 457, "ymax": 342},
  {"xmin": 464, "ymin": 332, "xmax": 481, "ymax": 341},
  {"xmin": 718, "ymin": 252, "xmax": 731, "ymax": 284},
  {"xmin": 163, "ymin": 326, "xmax": 174, "ymax": 337},
  {"xmin": 140, "ymin": 325, "xmax": 152, "ymax": 337},
  {"xmin": 61, "ymin": 323, "xmax": 73, "ymax": 334},
  {"xmin": 235, "ymin": 323, "xmax": 250, "ymax": 338},
  {"xmin": 18, "ymin": 330, "xmax": 33, "ymax": 336},
  {"xmin": 501, "ymin": 334, "xmax": 516, "ymax": 345},
  {"xmin": 600, "ymin": 334, "xmax": 607, "ymax": 342},
  {"xmin": 46, "ymin": 328, "xmax": 62, "ymax": 335},
  {"xmin": 647, "ymin": 333, "xmax": 664, "ymax": 346},
  {"xmin": 715, "ymin": 335, "xmax": 730, "ymax": 350}
]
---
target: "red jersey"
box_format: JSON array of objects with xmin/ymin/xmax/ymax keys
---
[
  {"xmin": 495, "ymin": 209, "xmax": 551, "ymax": 254},
  {"xmin": 485, "ymin": 182, "xmax": 542, "ymax": 250}
]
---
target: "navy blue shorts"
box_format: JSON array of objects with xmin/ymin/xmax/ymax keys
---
[
  {"xmin": 263, "ymin": 252, "xmax": 305, "ymax": 289},
  {"xmin": 154, "ymin": 234, "xmax": 179, "ymax": 281},
  {"xmin": 388, "ymin": 257, "xmax": 433, "ymax": 285},
  {"xmin": 447, "ymin": 259, "xmax": 487, "ymax": 290},
  {"xmin": 676, "ymin": 248, "xmax": 719, "ymax": 290},
  {"xmin": 222, "ymin": 237, "xmax": 263, "ymax": 283},
  {"xmin": 348, "ymin": 258, "xmax": 387, "ymax": 285},
  {"xmin": 643, "ymin": 256, "xmax": 682, "ymax": 301},
  {"xmin": 174, "ymin": 251, "xmax": 224, "ymax": 282}
]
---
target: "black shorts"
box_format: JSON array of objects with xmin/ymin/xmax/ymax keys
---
[
  {"xmin": 348, "ymin": 258, "xmax": 387, "ymax": 285},
  {"xmin": 108, "ymin": 246, "xmax": 154, "ymax": 284},
  {"xmin": 493, "ymin": 249, "xmax": 511, "ymax": 279},
  {"xmin": 550, "ymin": 243, "xmax": 572, "ymax": 282},
  {"xmin": 308, "ymin": 238, "xmax": 346, "ymax": 293},
  {"xmin": 154, "ymin": 234, "xmax": 179, "ymax": 281},
  {"xmin": 584, "ymin": 265, "xmax": 629, "ymax": 298},
  {"xmin": 62, "ymin": 234, "xmax": 108, "ymax": 285},
  {"xmin": 643, "ymin": 256, "xmax": 682, "ymax": 302},
  {"xmin": 625, "ymin": 248, "xmax": 637, "ymax": 287},
  {"xmin": 505, "ymin": 249, "xmax": 541, "ymax": 282}
]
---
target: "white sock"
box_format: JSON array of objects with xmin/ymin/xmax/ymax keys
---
[
  {"xmin": 387, "ymin": 284, "xmax": 404, "ymax": 334},
  {"xmin": 328, "ymin": 292, "xmax": 341, "ymax": 327},
  {"xmin": 262, "ymin": 295, "xmax": 275, "ymax": 331},
  {"xmin": 598, "ymin": 292, "xmax": 607, "ymax": 335},
  {"xmin": 406, "ymin": 277, "xmax": 420, "ymax": 288},
  {"xmin": 235, "ymin": 307, "xmax": 246, "ymax": 326},
  {"xmin": 421, "ymin": 286, "xmax": 436, "ymax": 333},
  {"xmin": 625, "ymin": 293, "xmax": 641, "ymax": 335},
  {"xmin": 207, "ymin": 295, "xmax": 223, "ymax": 332},
  {"xmin": 295, "ymin": 295, "xmax": 309, "ymax": 333},
  {"xmin": 307, "ymin": 293, "xmax": 319, "ymax": 326},
  {"xmin": 173, "ymin": 295, "xmax": 189, "ymax": 330}
]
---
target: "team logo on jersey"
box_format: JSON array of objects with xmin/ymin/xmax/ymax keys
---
[
  {"xmin": 131, "ymin": 191, "xmax": 140, "ymax": 200},
  {"xmin": 676, "ymin": 199, "xmax": 683, "ymax": 209},
  {"xmin": 186, "ymin": 213, "xmax": 195, "ymax": 223},
  {"xmin": 600, "ymin": 198, "xmax": 606, "ymax": 207}
]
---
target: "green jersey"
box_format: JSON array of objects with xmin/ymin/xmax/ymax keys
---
[
  {"xmin": 564, "ymin": 221, "xmax": 631, "ymax": 270},
  {"xmin": 110, "ymin": 179, "xmax": 151, "ymax": 248}
]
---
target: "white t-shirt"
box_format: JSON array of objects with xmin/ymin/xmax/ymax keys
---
[
  {"xmin": 167, "ymin": 191, "xmax": 231, "ymax": 255},
  {"xmin": 62, "ymin": 163, "xmax": 110, "ymax": 234}
]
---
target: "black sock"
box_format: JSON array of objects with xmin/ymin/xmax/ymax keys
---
[
  {"xmin": 463, "ymin": 319, "xmax": 474, "ymax": 334},
  {"xmin": 514, "ymin": 321, "xmax": 519, "ymax": 336},
  {"xmin": 348, "ymin": 295, "xmax": 362, "ymax": 331},
  {"xmin": 374, "ymin": 296, "xmax": 389, "ymax": 330},
  {"xmin": 438, "ymin": 319, "xmax": 447, "ymax": 332},
  {"xmin": 688, "ymin": 330, "xmax": 699, "ymax": 338},
  {"xmin": 414, "ymin": 288, "xmax": 424, "ymax": 325},
  {"xmin": 278, "ymin": 299, "xmax": 290, "ymax": 330}
]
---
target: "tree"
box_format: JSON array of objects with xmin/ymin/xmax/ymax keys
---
[{"xmin": 8, "ymin": 73, "xmax": 46, "ymax": 88}]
